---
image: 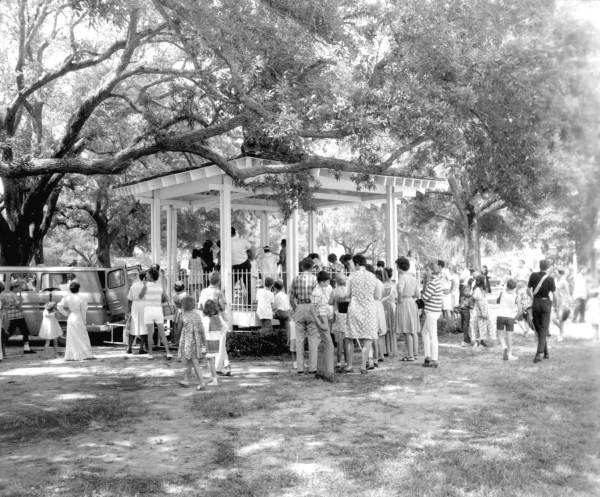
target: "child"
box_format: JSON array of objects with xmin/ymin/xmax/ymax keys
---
[
  {"xmin": 171, "ymin": 281, "xmax": 187, "ymax": 346},
  {"xmin": 516, "ymin": 280, "xmax": 534, "ymax": 337},
  {"xmin": 459, "ymin": 282, "xmax": 474, "ymax": 346},
  {"xmin": 38, "ymin": 301, "xmax": 62, "ymax": 357},
  {"xmin": 312, "ymin": 271, "xmax": 335, "ymax": 381},
  {"xmin": 472, "ymin": 275, "xmax": 491, "ymax": 347},
  {"xmin": 272, "ymin": 280, "xmax": 294, "ymax": 367},
  {"xmin": 496, "ymin": 279, "xmax": 521, "ymax": 360},
  {"xmin": 587, "ymin": 289, "xmax": 600, "ymax": 342},
  {"xmin": 177, "ymin": 296, "xmax": 208, "ymax": 390},
  {"xmin": 198, "ymin": 272, "xmax": 231, "ymax": 376},
  {"xmin": 201, "ymin": 299, "xmax": 226, "ymax": 386},
  {"xmin": 256, "ymin": 277, "xmax": 274, "ymax": 332},
  {"xmin": 329, "ymin": 272, "xmax": 350, "ymax": 371}
]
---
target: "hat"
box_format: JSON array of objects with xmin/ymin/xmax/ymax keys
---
[{"xmin": 263, "ymin": 245, "xmax": 270, "ymax": 251}]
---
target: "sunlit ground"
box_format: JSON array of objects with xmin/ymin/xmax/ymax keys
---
[{"xmin": 0, "ymin": 322, "xmax": 599, "ymax": 497}]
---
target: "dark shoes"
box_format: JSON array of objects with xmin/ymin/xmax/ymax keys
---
[
  {"xmin": 24, "ymin": 349, "xmax": 36, "ymax": 354},
  {"xmin": 480, "ymin": 340, "xmax": 491, "ymax": 347},
  {"xmin": 533, "ymin": 355, "xmax": 543, "ymax": 363}
]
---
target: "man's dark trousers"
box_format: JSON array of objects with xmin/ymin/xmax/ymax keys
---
[{"xmin": 532, "ymin": 298, "xmax": 552, "ymax": 356}]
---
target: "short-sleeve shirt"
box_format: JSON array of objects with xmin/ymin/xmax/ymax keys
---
[
  {"xmin": 528, "ymin": 272, "xmax": 556, "ymax": 299},
  {"xmin": 290, "ymin": 272, "xmax": 318, "ymax": 303},
  {"xmin": 256, "ymin": 288, "xmax": 274, "ymax": 320},
  {"xmin": 231, "ymin": 235, "xmax": 250, "ymax": 265},
  {"xmin": 127, "ymin": 280, "xmax": 144, "ymax": 302},
  {"xmin": 273, "ymin": 292, "xmax": 291, "ymax": 312},
  {"xmin": 0, "ymin": 291, "xmax": 24, "ymax": 320},
  {"xmin": 144, "ymin": 282, "xmax": 163, "ymax": 308},
  {"xmin": 312, "ymin": 285, "xmax": 332, "ymax": 318}
]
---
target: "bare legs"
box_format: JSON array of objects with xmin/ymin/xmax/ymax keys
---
[{"xmin": 146, "ymin": 323, "xmax": 171, "ymax": 358}]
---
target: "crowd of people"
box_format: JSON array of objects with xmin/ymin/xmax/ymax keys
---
[{"xmin": 1, "ymin": 244, "xmax": 598, "ymax": 390}]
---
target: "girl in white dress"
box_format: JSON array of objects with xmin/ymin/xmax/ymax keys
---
[
  {"xmin": 39, "ymin": 302, "xmax": 62, "ymax": 357},
  {"xmin": 58, "ymin": 281, "xmax": 94, "ymax": 361}
]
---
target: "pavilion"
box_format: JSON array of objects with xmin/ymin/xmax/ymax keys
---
[{"xmin": 113, "ymin": 157, "xmax": 448, "ymax": 327}]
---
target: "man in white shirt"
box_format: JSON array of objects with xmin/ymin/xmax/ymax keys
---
[
  {"xmin": 259, "ymin": 245, "xmax": 279, "ymax": 281},
  {"xmin": 231, "ymin": 227, "xmax": 251, "ymax": 300}
]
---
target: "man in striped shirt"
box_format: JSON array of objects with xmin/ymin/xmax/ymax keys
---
[{"xmin": 421, "ymin": 261, "xmax": 443, "ymax": 368}]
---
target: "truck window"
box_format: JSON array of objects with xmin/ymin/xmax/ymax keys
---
[
  {"xmin": 41, "ymin": 273, "xmax": 70, "ymax": 291},
  {"xmin": 107, "ymin": 269, "xmax": 125, "ymax": 289},
  {"xmin": 9, "ymin": 272, "xmax": 37, "ymax": 291}
]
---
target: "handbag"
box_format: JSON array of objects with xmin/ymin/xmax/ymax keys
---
[{"xmin": 416, "ymin": 298, "xmax": 425, "ymax": 309}]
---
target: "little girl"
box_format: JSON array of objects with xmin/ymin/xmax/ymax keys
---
[
  {"xmin": 39, "ymin": 301, "xmax": 62, "ymax": 357},
  {"xmin": 472, "ymin": 275, "xmax": 491, "ymax": 347},
  {"xmin": 177, "ymin": 296, "xmax": 207, "ymax": 390},
  {"xmin": 172, "ymin": 281, "xmax": 188, "ymax": 346},
  {"xmin": 201, "ymin": 299, "xmax": 226, "ymax": 386},
  {"xmin": 329, "ymin": 273, "xmax": 350, "ymax": 371}
]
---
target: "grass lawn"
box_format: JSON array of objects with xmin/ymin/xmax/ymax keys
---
[{"xmin": 0, "ymin": 332, "xmax": 598, "ymax": 497}]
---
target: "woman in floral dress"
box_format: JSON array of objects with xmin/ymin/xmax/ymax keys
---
[{"xmin": 346, "ymin": 254, "xmax": 379, "ymax": 373}]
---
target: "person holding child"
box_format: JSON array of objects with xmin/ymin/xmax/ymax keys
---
[
  {"xmin": 312, "ymin": 270, "xmax": 335, "ymax": 381},
  {"xmin": 200, "ymin": 299, "xmax": 224, "ymax": 386},
  {"xmin": 198, "ymin": 272, "xmax": 231, "ymax": 376},
  {"xmin": 38, "ymin": 301, "xmax": 62, "ymax": 358},
  {"xmin": 177, "ymin": 295, "xmax": 209, "ymax": 390},
  {"xmin": 126, "ymin": 270, "xmax": 148, "ymax": 355}
]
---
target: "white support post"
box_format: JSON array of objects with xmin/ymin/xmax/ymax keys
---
[
  {"xmin": 166, "ymin": 206, "xmax": 178, "ymax": 297},
  {"xmin": 385, "ymin": 184, "xmax": 395, "ymax": 267},
  {"xmin": 286, "ymin": 209, "xmax": 299, "ymax": 290},
  {"xmin": 307, "ymin": 211, "xmax": 318, "ymax": 254},
  {"xmin": 260, "ymin": 211, "xmax": 269, "ymax": 248},
  {"xmin": 219, "ymin": 176, "xmax": 233, "ymax": 307},
  {"xmin": 150, "ymin": 193, "xmax": 161, "ymax": 265},
  {"xmin": 392, "ymin": 193, "xmax": 398, "ymax": 265}
]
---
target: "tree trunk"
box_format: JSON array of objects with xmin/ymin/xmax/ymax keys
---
[
  {"xmin": 464, "ymin": 216, "xmax": 482, "ymax": 270},
  {"xmin": 95, "ymin": 219, "xmax": 112, "ymax": 268},
  {"xmin": 0, "ymin": 177, "xmax": 60, "ymax": 266}
]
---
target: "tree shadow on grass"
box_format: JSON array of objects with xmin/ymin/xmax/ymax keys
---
[{"xmin": 0, "ymin": 377, "xmax": 144, "ymax": 444}]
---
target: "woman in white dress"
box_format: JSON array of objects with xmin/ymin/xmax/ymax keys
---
[
  {"xmin": 126, "ymin": 270, "xmax": 148, "ymax": 354},
  {"xmin": 58, "ymin": 281, "xmax": 93, "ymax": 361}
]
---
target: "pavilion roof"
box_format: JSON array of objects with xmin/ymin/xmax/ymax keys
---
[{"xmin": 112, "ymin": 157, "xmax": 448, "ymax": 211}]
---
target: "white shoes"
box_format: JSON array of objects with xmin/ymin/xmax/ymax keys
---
[
  {"xmin": 507, "ymin": 354, "xmax": 519, "ymax": 361},
  {"xmin": 292, "ymin": 361, "xmax": 298, "ymax": 369}
]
